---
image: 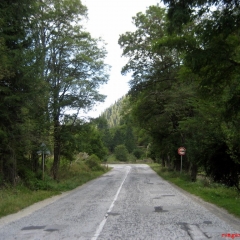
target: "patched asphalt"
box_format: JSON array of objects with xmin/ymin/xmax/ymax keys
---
[{"xmin": 0, "ymin": 164, "xmax": 239, "ymax": 240}]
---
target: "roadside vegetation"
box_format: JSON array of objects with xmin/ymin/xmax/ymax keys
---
[
  {"xmin": 105, "ymin": 146, "xmax": 152, "ymax": 164},
  {"xmin": 0, "ymin": 156, "xmax": 108, "ymax": 218},
  {"xmin": 150, "ymin": 163, "xmax": 240, "ymax": 218},
  {"xmin": 1, "ymin": 0, "xmax": 240, "ymax": 222},
  {"xmin": 99, "ymin": 0, "xmax": 240, "ymax": 193}
]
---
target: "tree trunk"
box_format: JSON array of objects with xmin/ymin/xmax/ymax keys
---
[
  {"xmin": 190, "ymin": 163, "xmax": 198, "ymax": 182},
  {"xmin": 52, "ymin": 119, "xmax": 61, "ymax": 180},
  {"xmin": 1, "ymin": 148, "xmax": 17, "ymax": 185},
  {"xmin": 31, "ymin": 150, "xmax": 39, "ymax": 173},
  {"xmin": 161, "ymin": 155, "xmax": 166, "ymax": 167},
  {"xmin": 52, "ymin": 144, "xmax": 60, "ymax": 180}
]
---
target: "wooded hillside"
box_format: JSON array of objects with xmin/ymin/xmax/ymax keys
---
[
  {"xmin": 118, "ymin": 1, "xmax": 240, "ymax": 190},
  {"xmin": 0, "ymin": 0, "xmax": 109, "ymax": 184},
  {"xmin": 100, "ymin": 96, "xmax": 127, "ymax": 128},
  {"xmin": 1, "ymin": 0, "xmax": 240, "ymax": 192}
]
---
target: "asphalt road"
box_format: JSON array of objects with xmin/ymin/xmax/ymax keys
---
[{"xmin": 0, "ymin": 164, "xmax": 239, "ymax": 240}]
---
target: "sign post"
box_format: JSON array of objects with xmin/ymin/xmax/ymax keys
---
[
  {"xmin": 37, "ymin": 143, "xmax": 50, "ymax": 180},
  {"xmin": 178, "ymin": 147, "xmax": 186, "ymax": 174}
]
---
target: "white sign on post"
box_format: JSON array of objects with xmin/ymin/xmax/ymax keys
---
[
  {"xmin": 178, "ymin": 147, "xmax": 186, "ymax": 173},
  {"xmin": 178, "ymin": 147, "xmax": 186, "ymax": 156}
]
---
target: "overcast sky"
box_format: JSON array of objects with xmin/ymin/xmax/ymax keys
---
[{"xmin": 81, "ymin": 0, "xmax": 164, "ymax": 118}]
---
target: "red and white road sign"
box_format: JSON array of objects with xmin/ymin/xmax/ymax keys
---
[{"xmin": 178, "ymin": 147, "xmax": 186, "ymax": 156}]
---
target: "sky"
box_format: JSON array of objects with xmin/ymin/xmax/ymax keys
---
[{"xmin": 81, "ymin": 0, "xmax": 163, "ymax": 118}]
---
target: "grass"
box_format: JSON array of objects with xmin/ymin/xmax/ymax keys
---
[
  {"xmin": 0, "ymin": 161, "xmax": 109, "ymax": 218},
  {"xmin": 105, "ymin": 153, "xmax": 131, "ymax": 163},
  {"xmin": 0, "ymin": 187, "xmax": 59, "ymax": 217},
  {"xmin": 2, "ymin": 161, "xmax": 239, "ymax": 220},
  {"xmin": 106, "ymin": 153, "xmax": 150, "ymax": 163},
  {"xmin": 106, "ymin": 154, "xmax": 118, "ymax": 163},
  {"xmin": 149, "ymin": 163, "xmax": 240, "ymax": 218}
]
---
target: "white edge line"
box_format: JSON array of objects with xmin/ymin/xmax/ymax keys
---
[{"xmin": 91, "ymin": 166, "xmax": 131, "ymax": 240}]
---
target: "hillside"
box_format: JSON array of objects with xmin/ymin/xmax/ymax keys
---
[{"xmin": 100, "ymin": 95, "xmax": 127, "ymax": 127}]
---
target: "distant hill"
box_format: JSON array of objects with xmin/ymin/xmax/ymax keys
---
[{"xmin": 100, "ymin": 95, "xmax": 126, "ymax": 128}]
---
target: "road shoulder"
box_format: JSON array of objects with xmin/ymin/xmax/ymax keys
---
[{"xmin": 166, "ymin": 180, "xmax": 240, "ymax": 231}]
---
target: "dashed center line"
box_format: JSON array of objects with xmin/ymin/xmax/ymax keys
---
[{"xmin": 91, "ymin": 166, "xmax": 131, "ymax": 240}]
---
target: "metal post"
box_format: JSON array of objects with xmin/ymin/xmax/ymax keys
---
[
  {"xmin": 180, "ymin": 155, "xmax": 182, "ymax": 174},
  {"xmin": 42, "ymin": 152, "xmax": 45, "ymax": 180},
  {"xmin": 37, "ymin": 142, "xmax": 49, "ymax": 181}
]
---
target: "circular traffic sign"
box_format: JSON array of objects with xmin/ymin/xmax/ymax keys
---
[{"xmin": 178, "ymin": 147, "xmax": 186, "ymax": 156}]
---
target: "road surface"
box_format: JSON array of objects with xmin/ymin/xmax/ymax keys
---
[{"xmin": 0, "ymin": 164, "xmax": 239, "ymax": 240}]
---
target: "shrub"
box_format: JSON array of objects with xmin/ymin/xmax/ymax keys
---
[
  {"xmin": 128, "ymin": 153, "xmax": 137, "ymax": 163},
  {"xmin": 133, "ymin": 148, "xmax": 144, "ymax": 159},
  {"xmin": 85, "ymin": 154, "xmax": 104, "ymax": 171},
  {"xmin": 114, "ymin": 145, "xmax": 128, "ymax": 162}
]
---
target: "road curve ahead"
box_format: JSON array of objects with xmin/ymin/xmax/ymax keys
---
[{"xmin": 0, "ymin": 164, "xmax": 239, "ymax": 240}]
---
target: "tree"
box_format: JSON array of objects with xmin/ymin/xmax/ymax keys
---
[
  {"xmin": 112, "ymin": 128, "xmax": 126, "ymax": 151},
  {"xmin": 32, "ymin": 0, "xmax": 109, "ymax": 179},
  {"xmin": 117, "ymin": 2, "xmax": 240, "ymax": 188},
  {"xmin": 119, "ymin": 5, "xmax": 186, "ymax": 168},
  {"xmin": 94, "ymin": 117, "xmax": 113, "ymax": 153},
  {"xmin": 125, "ymin": 126, "xmax": 136, "ymax": 153},
  {"xmin": 60, "ymin": 119, "xmax": 108, "ymax": 161},
  {"xmin": 100, "ymin": 96, "xmax": 125, "ymax": 128},
  {"xmin": 0, "ymin": 0, "xmax": 40, "ymax": 184},
  {"xmin": 114, "ymin": 145, "xmax": 129, "ymax": 162},
  {"xmin": 162, "ymin": 0, "xmax": 240, "ymax": 96},
  {"xmin": 161, "ymin": 0, "xmax": 240, "ymax": 187}
]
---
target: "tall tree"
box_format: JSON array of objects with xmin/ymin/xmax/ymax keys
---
[
  {"xmin": 119, "ymin": 6, "xmax": 186, "ymax": 165},
  {"xmin": 0, "ymin": 0, "xmax": 39, "ymax": 184},
  {"xmin": 161, "ymin": 0, "xmax": 240, "ymax": 187},
  {"xmin": 32, "ymin": 0, "xmax": 109, "ymax": 179},
  {"xmin": 164, "ymin": 0, "xmax": 240, "ymax": 92}
]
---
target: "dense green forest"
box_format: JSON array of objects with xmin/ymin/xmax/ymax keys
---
[
  {"xmin": 1, "ymin": 0, "xmax": 240, "ymax": 192},
  {"xmin": 0, "ymin": 0, "xmax": 109, "ymax": 185},
  {"xmin": 116, "ymin": 0, "xmax": 240, "ymax": 190},
  {"xmin": 100, "ymin": 96, "xmax": 125, "ymax": 128}
]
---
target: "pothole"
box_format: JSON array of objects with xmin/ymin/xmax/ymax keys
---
[
  {"xmin": 45, "ymin": 225, "xmax": 66, "ymax": 232},
  {"xmin": 21, "ymin": 226, "xmax": 46, "ymax": 231},
  {"xmin": 107, "ymin": 212, "xmax": 120, "ymax": 216},
  {"xmin": 161, "ymin": 194, "xmax": 175, "ymax": 197},
  {"xmin": 154, "ymin": 206, "xmax": 168, "ymax": 213},
  {"xmin": 45, "ymin": 228, "xmax": 59, "ymax": 232},
  {"xmin": 203, "ymin": 221, "xmax": 212, "ymax": 225},
  {"xmin": 177, "ymin": 222, "xmax": 189, "ymax": 232},
  {"xmin": 153, "ymin": 197, "xmax": 161, "ymax": 199}
]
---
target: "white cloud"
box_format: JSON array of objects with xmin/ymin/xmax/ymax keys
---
[{"xmin": 81, "ymin": 0, "xmax": 163, "ymax": 118}]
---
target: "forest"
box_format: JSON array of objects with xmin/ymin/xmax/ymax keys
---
[
  {"xmin": 0, "ymin": 0, "xmax": 240, "ymax": 192},
  {"xmin": 116, "ymin": 0, "xmax": 240, "ymax": 190},
  {"xmin": 0, "ymin": 0, "xmax": 109, "ymax": 185}
]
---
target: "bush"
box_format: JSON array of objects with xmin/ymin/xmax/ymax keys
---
[
  {"xmin": 128, "ymin": 153, "xmax": 137, "ymax": 163},
  {"xmin": 85, "ymin": 154, "xmax": 105, "ymax": 171},
  {"xmin": 114, "ymin": 145, "xmax": 129, "ymax": 162},
  {"xmin": 133, "ymin": 148, "xmax": 144, "ymax": 159}
]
